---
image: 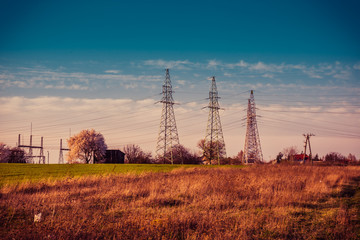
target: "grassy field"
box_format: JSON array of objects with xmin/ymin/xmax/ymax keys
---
[
  {"xmin": 0, "ymin": 164, "xmax": 359, "ymax": 239},
  {"xmin": 0, "ymin": 163, "xmax": 241, "ymax": 186}
]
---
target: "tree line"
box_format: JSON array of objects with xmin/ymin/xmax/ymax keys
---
[{"xmin": 0, "ymin": 129, "xmax": 358, "ymax": 165}]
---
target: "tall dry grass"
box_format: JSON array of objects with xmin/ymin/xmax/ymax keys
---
[{"xmin": 1, "ymin": 165, "xmax": 359, "ymax": 239}]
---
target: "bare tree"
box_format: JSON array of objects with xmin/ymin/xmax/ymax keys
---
[
  {"xmin": 347, "ymin": 153, "xmax": 357, "ymax": 162},
  {"xmin": 0, "ymin": 143, "xmax": 11, "ymax": 163},
  {"xmin": 67, "ymin": 129, "xmax": 107, "ymax": 164},
  {"xmin": 282, "ymin": 146, "xmax": 299, "ymax": 161},
  {"xmin": 236, "ymin": 150, "xmax": 244, "ymax": 164},
  {"xmin": 167, "ymin": 144, "xmax": 201, "ymax": 164},
  {"xmin": 197, "ymin": 139, "xmax": 226, "ymax": 164},
  {"xmin": 123, "ymin": 144, "xmax": 152, "ymax": 164}
]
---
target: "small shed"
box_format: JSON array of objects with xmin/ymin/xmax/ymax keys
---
[{"xmin": 95, "ymin": 150, "xmax": 125, "ymax": 164}]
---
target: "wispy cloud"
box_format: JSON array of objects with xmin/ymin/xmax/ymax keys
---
[
  {"xmin": 144, "ymin": 59, "xmax": 193, "ymax": 70},
  {"xmin": 225, "ymin": 60, "xmax": 248, "ymax": 69},
  {"xmin": 206, "ymin": 59, "xmax": 222, "ymax": 69},
  {"xmin": 262, "ymin": 73, "xmax": 274, "ymax": 79},
  {"xmin": 104, "ymin": 70, "xmax": 121, "ymax": 74},
  {"xmin": 249, "ymin": 62, "xmax": 275, "ymax": 71},
  {"xmin": 0, "ymin": 67, "xmax": 162, "ymax": 92}
]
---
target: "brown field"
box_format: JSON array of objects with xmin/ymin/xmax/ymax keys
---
[{"xmin": 1, "ymin": 165, "xmax": 359, "ymax": 239}]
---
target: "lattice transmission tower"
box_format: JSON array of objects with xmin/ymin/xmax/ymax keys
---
[
  {"xmin": 203, "ymin": 76, "xmax": 226, "ymax": 165},
  {"xmin": 156, "ymin": 69, "xmax": 180, "ymax": 164},
  {"xmin": 243, "ymin": 90, "xmax": 263, "ymax": 163}
]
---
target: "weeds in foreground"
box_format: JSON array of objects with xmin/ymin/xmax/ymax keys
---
[{"xmin": 0, "ymin": 165, "xmax": 359, "ymax": 239}]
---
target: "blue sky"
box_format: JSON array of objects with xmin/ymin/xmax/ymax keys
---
[
  {"xmin": 0, "ymin": 0, "xmax": 360, "ymax": 162},
  {"xmin": 1, "ymin": 0, "xmax": 359, "ymax": 58}
]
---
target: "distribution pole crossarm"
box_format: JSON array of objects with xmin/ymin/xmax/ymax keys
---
[
  {"xmin": 243, "ymin": 90, "xmax": 263, "ymax": 164},
  {"xmin": 156, "ymin": 69, "xmax": 180, "ymax": 164},
  {"xmin": 204, "ymin": 76, "xmax": 226, "ymax": 165}
]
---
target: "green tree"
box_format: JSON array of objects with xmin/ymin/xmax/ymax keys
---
[
  {"xmin": 0, "ymin": 143, "xmax": 26, "ymax": 163},
  {"xmin": 276, "ymin": 152, "xmax": 283, "ymax": 163},
  {"xmin": 9, "ymin": 147, "xmax": 27, "ymax": 163},
  {"xmin": 324, "ymin": 152, "xmax": 345, "ymax": 163}
]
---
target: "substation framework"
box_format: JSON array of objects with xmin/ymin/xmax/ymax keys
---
[{"xmin": 18, "ymin": 134, "xmax": 45, "ymax": 164}]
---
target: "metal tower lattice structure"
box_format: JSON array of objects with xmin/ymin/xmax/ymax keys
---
[
  {"xmin": 204, "ymin": 76, "xmax": 226, "ymax": 165},
  {"xmin": 156, "ymin": 69, "xmax": 180, "ymax": 164},
  {"xmin": 243, "ymin": 90, "xmax": 263, "ymax": 163}
]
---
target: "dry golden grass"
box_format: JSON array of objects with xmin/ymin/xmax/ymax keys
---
[{"xmin": 1, "ymin": 165, "xmax": 359, "ymax": 239}]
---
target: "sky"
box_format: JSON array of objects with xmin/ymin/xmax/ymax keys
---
[{"xmin": 0, "ymin": 0, "xmax": 359, "ymax": 163}]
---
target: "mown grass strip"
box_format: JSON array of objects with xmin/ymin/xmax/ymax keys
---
[{"xmin": 0, "ymin": 163, "xmax": 245, "ymax": 186}]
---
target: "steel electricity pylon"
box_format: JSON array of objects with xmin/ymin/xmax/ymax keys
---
[
  {"xmin": 203, "ymin": 76, "xmax": 226, "ymax": 165},
  {"xmin": 243, "ymin": 90, "xmax": 263, "ymax": 163},
  {"xmin": 156, "ymin": 69, "xmax": 180, "ymax": 164}
]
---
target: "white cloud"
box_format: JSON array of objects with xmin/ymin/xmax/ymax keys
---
[
  {"xmin": 123, "ymin": 83, "xmax": 138, "ymax": 89},
  {"xmin": 143, "ymin": 59, "xmax": 193, "ymax": 70},
  {"xmin": 249, "ymin": 62, "xmax": 271, "ymax": 71},
  {"xmin": 177, "ymin": 80, "xmax": 186, "ymax": 85},
  {"xmin": 248, "ymin": 62, "xmax": 285, "ymax": 72},
  {"xmin": 104, "ymin": 70, "xmax": 121, "ymax": 74},
  {"xmin": 353, "ymin": 63, "xmax": 360, "ymax": 70},
  {"xmin": 0, "ymin": 67, "xmax": 162, "ymax": 92},
  {"xmin": 207, "ymin": 59, "xmax": 222, "ymax": 69},
  {"xmin": 225, "ymin": 60, "xmax": 248, "ymax": 69},
  {"xmin": 262, "ymin": 73, "xmax": 274, "ymax": 79},
  {"xmin": 333, "ymin": 70, "xmax": 351, "ymax": 80}
]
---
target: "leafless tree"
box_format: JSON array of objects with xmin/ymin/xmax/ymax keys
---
[
  {"xmin": 197, "ymin": 139, "xmax": 226, "ymax": 164},
  {"xmin": 282, "ymin": 146, "xmax": 299, "ymax": 160},
  {"xmin": 347, "ymin": 153, "xmax": 357, "ymax": 162},
  {"xmin": 0, "ymin": 143, "xmax": 11, "ymax": 163},
  {"xmin": 123, "ymin": 144, "xmax": 152, "ymax": 164}
]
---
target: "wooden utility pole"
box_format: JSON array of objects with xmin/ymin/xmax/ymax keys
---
[{"xmin": 303, "ymin": 133, "xmax": 315, "ymax": 164}]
